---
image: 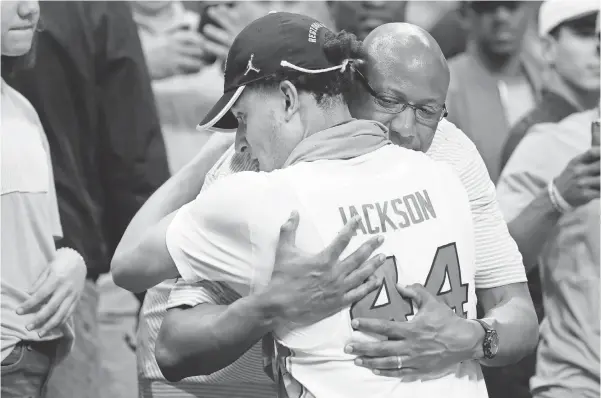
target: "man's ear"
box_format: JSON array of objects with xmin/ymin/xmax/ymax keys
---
[
  {"xmin": 279, "ymin": 80, "xmax": 300, "ymax": 122},
  {"xmin": 540, "ymin": 35, "xmax": 557, "ymax": 67}
]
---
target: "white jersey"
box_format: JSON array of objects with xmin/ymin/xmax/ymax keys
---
[{"xmin": 166, "ymin": 144, "xmax": 487, "ymax": 398}]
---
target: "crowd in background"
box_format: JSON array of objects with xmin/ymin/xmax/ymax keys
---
[{"xmin": 1, "ymin": 1, "xmax": 599, "ymax": 398}]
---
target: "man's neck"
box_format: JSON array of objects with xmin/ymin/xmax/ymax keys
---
[
  {"xmin": 302, "ymin": 102, "xmax": 353, "ymax": 139},
  {"xmin": 471, "ymin": 42, "xmax": 523, "ymax": 78},
  {"xmin": 547, "ymin": 70, "xmax": 600, "ymax": 111}
]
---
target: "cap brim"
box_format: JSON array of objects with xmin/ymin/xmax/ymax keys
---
[{"xmin": 196, "ymin": 85, "xmax": 246, "ymax": 131}]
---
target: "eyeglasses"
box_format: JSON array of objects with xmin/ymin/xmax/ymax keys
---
[{"xmin": 355, "ymin": 68, "xmax": 448, "ymax": 125}]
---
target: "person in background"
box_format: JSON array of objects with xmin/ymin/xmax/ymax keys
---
[
  {"xmin": 498, "ymin": 106, "xmax": 600, "ymax": 398},
  {"xmin": 428, "ymin": 5, "xmax": 469, "ymax": 60},
  {"xmin": 533, "ymin": 198, "xmax": 600, "ymax": 398},
  {"xmin": 488, "ymin": 2, "xmax": 600, "ymax": 397},
  {"xmin": 446, "ymin": 1, "xmax": 542, "ymax": 183},
  {"xmin": 497, "ymin": 94, "xmax": 600, "ymax": 398},
  {"xmin": 4, "ymin": 2, "xmax": 171, "ymax": 398},
  {"xmin": 1, "ymin": 1, "xmax": 86, "ymax": 397},
  {"xmin": 326, "ymin": 1, "xmax": 407, "ymax": 40},
  {"xmin": 502, "ymin": 0, "xmax": 600, "ymax": 168},
  {"xmin": 131, "ymin": 0, "xmax": 223, "ymax": 171},
  {"xmin": 132, "ymin": 1, "xmax": 206, "ymax": 81}
]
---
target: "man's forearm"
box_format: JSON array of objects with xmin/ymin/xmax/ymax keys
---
[
  {"xmin": 474, "ymin": 284, "xmax": 539, "ymax": 367},
  {"xmin": 155, "ymin": 295, "xmax": 276, "ymax": 381},
  {"xmin": 507, "ymin": 190, "xmax": 560, "ymax": 273}
]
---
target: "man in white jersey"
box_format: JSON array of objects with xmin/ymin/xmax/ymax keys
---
[{"xmin": 112, "ymin": 14, "xmax": 540, "ymax": 396}]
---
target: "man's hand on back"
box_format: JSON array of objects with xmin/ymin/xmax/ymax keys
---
[
  {"xmin": 258, "ymin": 211, "xmax": 386, "ymax": 326},
  {"xmin": 346, "ymin": 284, "xmax": 481, "ymax": 381}
]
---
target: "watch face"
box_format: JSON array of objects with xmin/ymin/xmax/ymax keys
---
[{"xmin": 488, "ymin": 331, "xmax": 499, "ymax": 356}]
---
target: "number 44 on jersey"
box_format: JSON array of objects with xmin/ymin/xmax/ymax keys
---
[{"xmin": 350, "ymin": 243, "xmax": 469, "ymax": 322}]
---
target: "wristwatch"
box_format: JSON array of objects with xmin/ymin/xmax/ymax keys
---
[{"xmin": 474, "ymin": 318, "xmax": 499, "ymax": 360}]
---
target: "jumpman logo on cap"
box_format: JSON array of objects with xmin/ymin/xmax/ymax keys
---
[{"xmin": 244, "ymin": 54, "xmax": 261, "ymax": 76}]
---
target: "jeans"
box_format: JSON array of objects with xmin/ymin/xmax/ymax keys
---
[
  {"xmin": 45, "ymin": 280, "xmax": 100, "ymax": 398},
  {"xmin": 1, "ymin": 340, "xmax": 58, "ymax": 398}
]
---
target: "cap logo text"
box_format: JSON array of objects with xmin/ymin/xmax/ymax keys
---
[
  {"xmin": 244, "ymin": 54, "xmax": 261, "ymax": 76},
  {"xmin": 308, "ymin": 21, "xmax": 325, "ymax": 43}
]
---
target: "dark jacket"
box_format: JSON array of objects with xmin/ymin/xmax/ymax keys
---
[{"xmin": 5, "ymin": 1, "xmax": 170, "ymax": 280}]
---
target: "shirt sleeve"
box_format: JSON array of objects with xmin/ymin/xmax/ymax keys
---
[
  {"xmin": 460, "ymin": 142, "xmax": 527, "ymax": 288},
  {"xmin": 26, "ymin": 97, "xmax": 63, "ymax": 240},
  {"xmin": 165, "ymin": 171, "xmax": 283, "ymax": 290},
  {"xmin": 430, "ymin": 123, "xmax": 527, "ymax": 289},
  {"xmin": 41, "ymin": 125, "xmax": 63, "ymax": 240},
  {"xmin": 496, "ymin": 124, "xmax": 556, "ymax": 223},
  {"xmin": 166, "ymin": 278, "xmax": 242, "ymax": 310}
]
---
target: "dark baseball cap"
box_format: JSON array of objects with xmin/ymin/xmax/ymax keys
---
[{"xmin": 197, "ymin": 12, "xmax": 346, "ymax": 131}]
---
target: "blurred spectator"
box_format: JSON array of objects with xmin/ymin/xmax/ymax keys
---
[
  {"xmin": 326, "ymin": 1, "xmax": 408, "ymax": 40},
  {"xmin": 446, "ymin": 1, "xmax": 542, "ymax": 183},
  {"xmin": 131, "ymin": 0, "xmax": 225, "ymax": 172},
  {"xmin": 405, "ymin": 1, "xmax": 458, "ymax": 31},
  {"xmin": 533, "ymin": 198, "xmax": 600, "ymax": 398},
  {"xmin": 4, "ymin": 2, "xmax": 170, "ymax": 398},
  {"xmin": 429, "ymin": 6, "xmax": 469, "ymax": 60},
  {"xmin": 1, "ymin": 1, "xmax": 86, "ymax": 396},
  {"xmin": 132, "ymin": 1, "xmax": 205, "ymax": 81},
  {"xmin": 502, "ymin": 1, "xmax": 600, "ymax": 168},
  {"xmin": 484, "ymin": 4, "xmax": 600, "ymax": 398},
  {"xmin": 497, "ymin": 107, "xmax": 600, "ymax": 396}
]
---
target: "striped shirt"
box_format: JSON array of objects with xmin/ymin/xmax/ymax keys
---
[
  {"xmin": 428, "ymin": 119, "xmax": 525, "ymax": 288},
  {"xmin": 137, "ymin": 142, "xmax": 274, "ymax": 398}
]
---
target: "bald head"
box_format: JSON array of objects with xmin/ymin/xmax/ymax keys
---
[
  {"xmin": 362, "ymin": 23, "xmax": 450, "ymax": 93},
  {"xmin": 348, "ymin": 23, "xmax": 451, "ymax": 153}
]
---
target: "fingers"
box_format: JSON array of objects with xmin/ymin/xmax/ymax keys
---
[
  {"xmin": 397, "ymin": 283, "xmax": 429, "ymax": 309},
  {"xmin": 172, "ymin": 30, "xmax": 205, "ymax": 46},
  {"xmin": 171, "ymin": 31, "xmax": 206, "ymax": 58},
  {"xmin": 38, "ymin": 296, "xmax": 75, "ymax": 337},
  {"xmin": 278, "ymin": 211, "xmax": 300, "ymax": 248},
  {"xmin": 343, "ymin": 252, "xmax": 386, "ymax": 287},
  {"xmin": 581, "ymin": 161, "xmax": 601, "ymax": 177},
  {"xmin": 579, "ymin": 175, "xmax": 601, "ymax": 190},
  {"xmin": 342, "ymin": 275, "xmax": 381, "ymax": 304},
  {"xmin": 201, "ymin": 39, "xmax": 230, "ymax": 61},
  {"xmin": 349, "ymin": 318, "xmax": 407, "ymax": 340},
  {"xmin": 575, "ymin": 146, "xmax": 601, "ymax": 164},
  {"xmin": 207, "ymin": 5, "xmax": 239, "ymax": 35},
  {"xmin": 581, "ymin": 187, "xmax": 601, "ymax": 202},
  {"xmin": 17, "ymin": 276, "xmax": 58, "ymax": 315},
  {"xmin": 26, "ymin": 288, "xmax": 68, "ymax": 332},
  {"xmin": 29, "ymin": 267, "xmax": 50, "ymax": 295},
  {"xmin": 355, "ymin": 355, "xmax": 406, "ymax": 370},
  {"xmin": 374, "ymin": 369, "xmax": 416, "ymax": 379},
  {"xmin": 320, "ymin": 217, "xmax": 362, "ymax": 264},
  {"xmin": 174, "ymin": 55, "xmax": 205, "ymax": 75},
  {"xmin": 202, "ymin": 24, "xmax": 233, "ymax": 48},
  {"xmin": 344, "ymin": 339, "xmax": 401, "ymax": 357}
]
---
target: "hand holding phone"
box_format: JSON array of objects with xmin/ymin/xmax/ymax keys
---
[{"xmin": 198, "ymin": 3, "xmax": 265, "ymax": 64}]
